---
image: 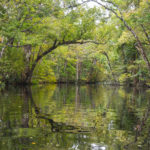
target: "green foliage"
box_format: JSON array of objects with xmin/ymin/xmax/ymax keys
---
[
  {"xmin": 32, "ymin": 59, "xmax": 56, "ymax": 83},
  {"xmin": 0, "ymin": 0, "xmax": 150, "ymax": 85},
  {"xmin": 48, "ymin": 45, "xmax": 107, "ymax": 83},
  {"xmin": 0, "ymin": 48, "xmax": 25, "ymax": 83}
]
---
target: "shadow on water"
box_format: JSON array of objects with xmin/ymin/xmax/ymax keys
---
[{"xmin": 0, "ymin": 84, "xmax": 149, "ymax": 150}]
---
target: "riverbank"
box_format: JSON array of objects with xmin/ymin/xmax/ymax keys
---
[{"xmin": 1, "ymin": 80, "xmax": 149, "ymax": 91}]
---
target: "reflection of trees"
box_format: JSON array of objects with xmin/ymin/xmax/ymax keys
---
[
  {"xmin": 92, "ymin": 87, "xmax": 150, "ymax": 149},
  {"xmin": 22, "ymin": 88, "xmax": 29, "ymax": 128},
  {"xmin": 115, "ymin": 87, "xmax": 148, "ymax": 131},
  {"xmin": 0, "ymin": 86, "xmax": 93, "ymax": 150},
  {"xmin": 26, "ymin": 86, "xmax": 90, "ymax": 133},
  {"xmin": 0, "ymin": 85, "xmax": 150, "ymax": 150},
  {"xmin": 125, "ymin": 98, "xmax": 150, "ymax": 149}
]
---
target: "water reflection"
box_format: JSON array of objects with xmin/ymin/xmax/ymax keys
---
[{"xmin": 0, "ymin": 85, "xmax": 149, "ymax": 150}]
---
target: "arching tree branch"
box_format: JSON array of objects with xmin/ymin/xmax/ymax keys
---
[{"xmin": 24, "ymin": 39, "xmax": 104, "ymax": 83}]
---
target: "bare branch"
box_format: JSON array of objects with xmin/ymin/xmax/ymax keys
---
[
  {"xmin": 66, "ymin": 0, "xmax": 91, "ymax": 9},
  {"xmin": 141, "ymin": 24, "xmax": 150, "ymax": 44},
  {"xmin": 101, "ymin": 0, "xmax": 123, "ymax": 17}
]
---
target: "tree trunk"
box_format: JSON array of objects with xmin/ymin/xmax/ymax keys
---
[
  {"xmin": 76, "ymin": 56, "xmax": 79, "ymax": 83},
  {"xmin": 103, "ymin": 51, "xmax": 117, "ymax": 81},
  {"xmin": 24, "ymin": 62, "xmax": 37, "ymax": 83},
  {"xmin": 0, "ymin": 37, "xmax": 5, "ymax": 59},
  {"xmin": 0, "ymin": 38, "xmax": 14, "ymax": 59},
  {"xmin": 23, "ymin": 40, "xmax": 58, "ymax": 83}
]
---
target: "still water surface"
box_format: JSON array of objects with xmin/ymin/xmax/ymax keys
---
[{"xmin": 0, "ymin": 84, "xmax": 149, "ymax": 150}]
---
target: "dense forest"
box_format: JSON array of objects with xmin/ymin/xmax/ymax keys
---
[
  {"xmin": 0, "ymin": 1, "xmax": 150, "ymax": 149},
  {"xmin": 0, "ymin": 0, "xmax": 150, "ymax": 86}
]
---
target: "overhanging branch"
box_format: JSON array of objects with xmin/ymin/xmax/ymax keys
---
[{"xmin": 59, "ymin": 40, "xmax": 106, "ymax": 45}]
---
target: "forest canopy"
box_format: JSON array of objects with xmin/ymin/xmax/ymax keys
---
[{"xmin": 0, "ymin": 0, "xmax": 150, "ymax": 86}]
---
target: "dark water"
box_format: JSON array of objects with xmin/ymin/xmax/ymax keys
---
[{"xmin": 0, "ymin": 84, "xmax": 150, "ymax": 150}]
